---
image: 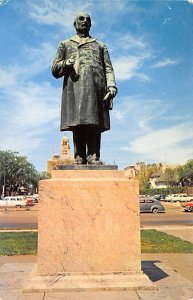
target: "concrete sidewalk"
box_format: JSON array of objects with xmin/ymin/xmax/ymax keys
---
[
  {"xmin": 0, "ymin": 260, "xmax": 193, "ymax": 300},
  {"xmin": 1, "ymin": 226, "xmax": 193, "ymax": 299}
]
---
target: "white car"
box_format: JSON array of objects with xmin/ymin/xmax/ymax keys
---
[
  {"xmin": 32, "ymin": 194, "xmax": 39, "ymax": 203},
  {"xmin": 165, "ymin": 194, "xmax": 193, "ymax": 202},
  {"xmin": 0, "ymin": 196, "xmax": 28, "ymax": 208},
  {"xmin": 177, "ymin": 194, "xmax": 193, "ymax": 202}
]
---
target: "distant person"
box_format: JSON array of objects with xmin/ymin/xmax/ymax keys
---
[{"xmin": 52, "ymin": 12, "xmax": 117, "ymax": 165}]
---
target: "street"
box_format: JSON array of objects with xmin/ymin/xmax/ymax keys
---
[
  {"xmin": 0, "ymin": 204, "xmax": 193, "ymax": 229},
  {"xmin": 0, "ymin": 208, "xmax": 38, "ymax": 229},
  {"xmin": 141, "ymin": 210, "xmax": 193, "ymax": 227}
]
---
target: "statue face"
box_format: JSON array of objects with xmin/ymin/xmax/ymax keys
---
[{"xmin": 74, "ymin": 13, "xmax": 91, "ymax": 33}]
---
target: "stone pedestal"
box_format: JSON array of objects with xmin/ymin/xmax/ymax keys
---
[{"xmin": 24, "ymin": 169, "xmax": 154, "ymax": 292}]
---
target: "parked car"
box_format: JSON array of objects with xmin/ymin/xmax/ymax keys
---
[
  {"xmin": 32, "ymin": 194, "xmax": 39, "ymax": 203},
  {"xmin": 24, "ymin": 197, "xmax": 34, "ymax": 206},
  {"xmin": 0, "ymin": 196, "xmax": 30, "ymax": 208},
  {"xmin": 165, "ymin": 194, "xmax": 179, "ymax": 202},
  {"xmin": 177, "ymin": 194, "xmax": 193, "ymax": 202},
  {"xmin": 140, "ymin": 198, "xmax": 165, "ymax": 213},
  {"xmin": 181, "ymin": 200, "xmax": 193, "ymax": 212},
  {"xmin": 165, "ymin": 194, "xmax": 193, "ymax": 202},
  {"xmin": 24, "ymin": 196, "xmax": 37, "ymax": 205}
]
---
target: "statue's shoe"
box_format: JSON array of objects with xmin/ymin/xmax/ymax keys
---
[
  {"xmin": 74, "ymin": 156, "xmax": 86, "ymax": 165},
  {"xmin": 87, "ymin": 159, "xmax": 103, "ymax": 165}
]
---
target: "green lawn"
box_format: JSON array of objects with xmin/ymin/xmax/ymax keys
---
[
  {"xmin": 0, "ymin": 230, "xmax": 193, "ymax": 255},
  {"xmin": 141, "ymin": 229, "xmax": 193, "ymax": 253},
  {"xmin": 0, "ymin": 232, "xmax": 37, "ymax": 255}
]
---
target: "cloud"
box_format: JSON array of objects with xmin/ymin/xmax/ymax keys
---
[
  {"xmin": 108, "ymin": 96, "xmax": 193, "ymax": 165},
  {"xmin": 129, "ymin": 123, "xmax": 193, "ymax": 152},
  {"xmin": 122, "ymin": 122, "xmax": 193, "ymax": 164},
  {"xmin": 117, "ymin": 34, "xmax": 146, "ymax": 51},
  {"xmin": 113, "ymin": 56, "xmax": 150, "ymax": 81},
  {"xmin": 23, "ymin": 42, "xmax": 56, "ymax": 74},
  {"xmin": 28, "ymin": 0, "xmax": 92, "ymax": 30},
  {"xmin": 152, "ymin": 58, "xmax": 179, "ymax": 68},
  {"xmin": 109, "ymin": 32, "xmax": 151, "ymax": 82},
  {"xmin": 0, "ymin": 42, "xmax": 55, "ymax": 89},
  {"xmin": 187, "ymin": 0, "xmax": 193, "ymax": 4},
  {"xmin": 0, "ymin": 40, "xmax": 61, "ymax": 156},
  {"xmin": 0, "ymin": 0, "xmax": 9, "ymax": 6},
  {"xmin": 0, "ymin": 79, "xmax": 60, "ymax": 154},
  {"xmin": 102, "ymin": 96, "xmax": 170, "ymax": 167},
  {"xmin": 112, "ymin": 96, "xmax": 170, "ymax": 132},
  {"xmin": 0, "ymin": 41, "xmax": 58, "ymax": 155},
  {"xmin": 28, "ymin": 0, "xmax": 143, "ymax": 29}
]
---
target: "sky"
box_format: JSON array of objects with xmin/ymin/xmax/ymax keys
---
[{"xmin": 0, "ymin": 0, "xmax": 193, "ymax": 171}]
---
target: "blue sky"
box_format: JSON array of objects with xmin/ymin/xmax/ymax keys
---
[{"xmin": 0, "ymin": 0, "xmax": 193, "ymax": 171}]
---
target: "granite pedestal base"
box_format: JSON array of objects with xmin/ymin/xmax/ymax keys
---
[{"xmin": 24, "ymin": 169, "xmax": 155, "ymax": 292}]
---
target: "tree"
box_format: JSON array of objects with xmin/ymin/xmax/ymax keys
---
[
  {"xmin": 178, "ymin": 160, "xmax": 193, "ymax": 187},
  {"xmin": 0, "ymin": 150, "xmax": 39, "ymax": 196},
  {"xmin": 136, "ymin": 162, "xmax": 162, "ymax": 193},
  {"xmin": 163, "ymin": 167, "xmax": 179, "ymax": 187},
  {"xmin": 37, "ymin": 171, "xmax": 50, "ymax": 180}
]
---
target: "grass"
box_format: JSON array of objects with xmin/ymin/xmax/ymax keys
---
[
  {"xmin": 0, "ymin": 230, "xmax": 193, "ymax": 255},
  {"xmin": 141, "ymin": 229, "xmax": 193, "ymax": 253},
  {"xmin": 0, "ymin": 232, "xmax": 37, "ymax": 255}
]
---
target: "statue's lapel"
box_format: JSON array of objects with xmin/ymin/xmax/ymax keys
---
[
  {"xmin": 70, "ymin": 35, "xmax": 81, "ymax": 43},
  {"xmin": 70, "ymin": 35, "xmax": 96, "ymax": 47}
]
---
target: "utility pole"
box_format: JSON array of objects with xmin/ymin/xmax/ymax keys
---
[{"xmin": 1, "ymin": 171, "xmax": 5, "ymax": 197}]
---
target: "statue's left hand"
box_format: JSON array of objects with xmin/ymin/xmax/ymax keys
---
[
  {"xmin": 65, "ymin": 58, "xmax": 75, "ymax": 67},
  {"xmin": 108, "ymin": 87, "xmax": 117, "ymax": 98}
]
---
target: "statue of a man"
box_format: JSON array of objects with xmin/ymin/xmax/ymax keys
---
[{"xmin": 52, "ymin": 12, "xmax": 117, "ymax": 165}]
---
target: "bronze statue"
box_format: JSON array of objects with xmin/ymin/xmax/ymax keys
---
[{"xmin": 52, "ymin": 12, "xmax": 117, "ymax": 165}]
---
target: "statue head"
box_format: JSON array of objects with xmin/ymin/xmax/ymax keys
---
[{"xmin": 73, "ymin": 12, "xmax": 91, "ymax": 35}]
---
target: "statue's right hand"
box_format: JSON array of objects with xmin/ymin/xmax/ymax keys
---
[{"xmin": 65, "ymin": 58, "xmax": 75, "ymax": 67}]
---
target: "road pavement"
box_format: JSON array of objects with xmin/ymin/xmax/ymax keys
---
[
  {"xmin": 0, "ymin": 207, "xmax": 38, "ymax": 229},
  {"xmin": 1, "ymin": 203, "xmax": 193, "ymax": 229}
]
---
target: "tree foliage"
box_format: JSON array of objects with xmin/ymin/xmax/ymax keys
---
[
  {"xmin": 136, "ymin": 162, "xmax": 162, "ymax": 193},
  {"xmin": 163, "ymin": 167, "xmax": 179, "ymax": 187},
  {"xmin": 178, "ymin": 160, "xmax": 193, "ymax": 186},
  {"xmin": 135, "ymin": 159, "xmax": 193, "ymax": 194},
  {"xmin": 0, "ymin": 150, "xmax": 39, "ymax": 195},
  {"xmin": 136, "ymin": 162, "xmax": 181, "ymax": 193}
]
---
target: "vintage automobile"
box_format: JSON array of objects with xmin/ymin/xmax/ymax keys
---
[
  {"xmin": 25, "ymin": 195, "xmax": 38, "ymax": 204},
  {"xmin": 181, "ymin": 200, "xmax": 193, "ymax": 212},
  {"xmin": 165, "ymin": 194, "xmax": 193, "ymax": 202},
  {"xmin": 0, "ymin": 196, "xmax": 33, "ymax": 208},
  {"xmin": 140, "ymin": 198, "xmax": 165, "ymax": 213}
]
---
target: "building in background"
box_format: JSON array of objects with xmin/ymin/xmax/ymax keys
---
[
  {"xmin": 47, "ymin": 135, "xmax": 74, "ymax": 176},
  {"xmin": 124, "ymin": 162, "xmax": 179, "ymax": 189},
  {"xmin": 124, "ymin": 163, "xmax": 142, "ymax": 178},
  {"xmin": 148, "ymin": 170, "xmax": 168, "ymax": 189},
  {"xmin": 149, "ymin": 164, "xmax": 179, "ymax": 189}
]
